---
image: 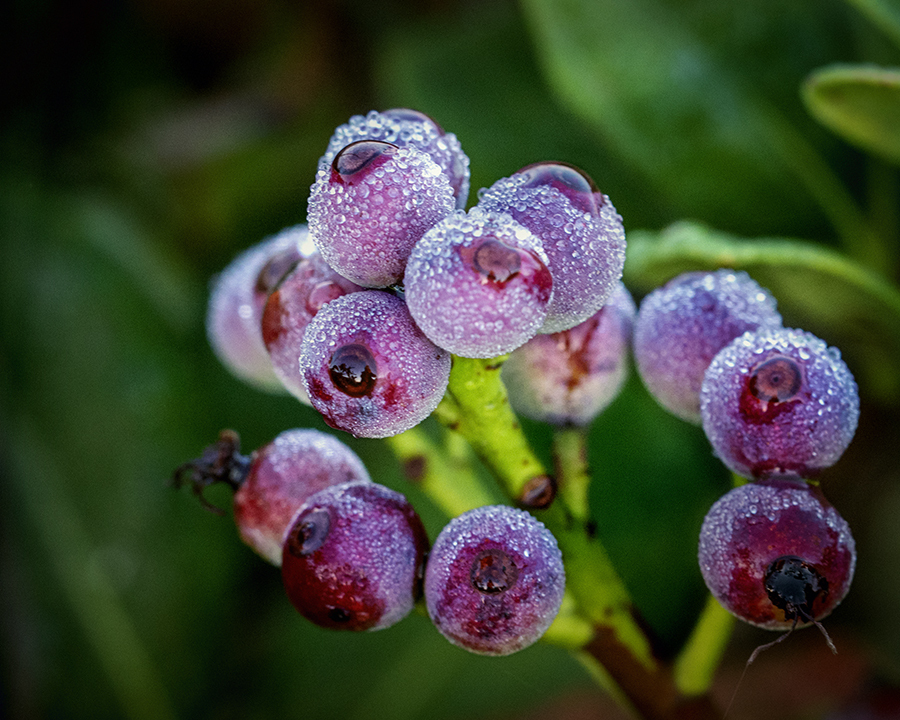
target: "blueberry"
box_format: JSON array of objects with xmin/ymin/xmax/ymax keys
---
[
  {"xmin": 633, "ymin": 269, "xmax": 783, "ymax": 423},
  {"xmin": 477, "ymin": 162, "xmax": 626, "ymax": 333},
  {"xmin": 281, "ymin": 481, "xmax": 430, "ymax": 631},
  {"xmin": 299, "ymin": 291, "xmax": 451, "ymax": 437},
  {"xmin": 424, "ymin": 505, "xmax": 565, "ymax": 656},
  {"xmin": 698, "ymin": 478, "xmax": 855, "ymax": 630},
  {"xmin": 206, "ymin": 225, "xmax": 309, "ymax": 390},
  {"xmin": 404, "ymin": 208, "xmax": 554, "ymax": 358},
  {"xmin": 501, "ymin": 282, "xmax": 635, "ymax": 426},
  {"xmin": 700, "ymin": 327, "xmax": 859, "ymax": 479}
]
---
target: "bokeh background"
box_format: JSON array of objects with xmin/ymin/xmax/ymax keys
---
[{"xmin": 2, "ymin": 1, "xmax": 899, "ymax": 719}]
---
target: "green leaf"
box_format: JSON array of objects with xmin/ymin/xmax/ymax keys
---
[
  {"xmin": 624, "ymin": 221, "xmax": 900, "ymax": 403},
  {"xmin": 803, "ymin": 64, "xmax": 900, "ymax": 165}
]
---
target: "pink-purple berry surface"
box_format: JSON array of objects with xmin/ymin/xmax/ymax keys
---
[
  {"xmin": 281, "ymin": 481, "xmax": 429, "ymax": 631},
  {"xmin": 299, "ymin": 290, "xmax": 451, "ymax": 438},
  {"xmin": 307, "ymin": 140, "xmax": 455, "ymax": 288},
  {"xmin": 320, "ymin": 108, "xmax": 470, "ymax": 209},
  {"xmin": 206, "ymin": 225, "xmax": 308, "ymax": 390},
  {"xmin": 501, "ymin": 282, "xmax": 636, "ymax": 426},
  {"xmin": 262, "ymin": 253, "xmax": 364, "ymax": 403},
  {"xmin": 476, "ymin": 162, "xmax": 626, "ymax": 334},
  {"xmin": 232, "ymin": 429, "xmax": 371, "ymax": 565},
  {"xmin": 698, "ymin": 478, "xmax": 856, "ymax": 630},
  {"xmin": 404, "ymin": 208, "xmax": 554, "ymax": 358},
  {"xmin": 633, "ymin": 269, "xmax": 783, "ymax": 424},
  {"xmin": 424, "ymin": 505, "xmax": 565, "ymax": 656},
  {"xmin": 700, "ymin": 327, "xmax": 859, "ymax": 479}
]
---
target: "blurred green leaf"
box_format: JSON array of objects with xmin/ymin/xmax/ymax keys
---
[
  {"xmin": 624, "ymin": 221, "xmax": 900, "ymax": 402},
  {"xmin": 804, "ymin": 64, "xmax": 900, "ymax": 165},
  {"xmin": 844, "ymin": 0, "xmax": 900, "ymax": 49}
]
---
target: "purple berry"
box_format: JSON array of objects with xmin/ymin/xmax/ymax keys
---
[
  {"xmin": 299, "ymin": 291, "xmax": 451, "ymax": 437},
  {"xmin": 700, "ymin": 327, "xmax": 859, "ymax": 479},
  {"xmin": 307, "ymin": 140, "xmax": 455, "ymax": 288},
  {"xmin": 206, "ymin": 225, "xmax": 309, "ymax": 390},
  {"xmin": 281, "ymin": 481, "xmax": 429, "ymax": 631},
  {"xmin": 404, "ymin": 208, "xmax": 554, "ymax": 358},
  {"xmin": 699, "ymin": 478, "xmax": 855, "ymax": 630},
  {"xmin": 321, "ymin": 108, "xmax": 471, "ymax": 209},
  {"xmin": 477, "ymin": 162, "xmax": 626, "ymax": 333},
  {"xmin": 634, "ymin": 270, "xmax": 783, "ymax": 423},
  {"xmin": 424, "ymin": 505, "xmax": 565, "ymax": 656},
  {"xmin": 501, "ymin": 282, "xmax": 636, "ymax": 426},
  {"xmin": 262, "ymin": 253, "xmax": 364, "ymax": 403}
]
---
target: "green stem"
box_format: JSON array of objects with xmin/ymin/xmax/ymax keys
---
[
  {"xmin": 552, "ymin": 425, "xmax": 591, "ymax": 522},
  {"xmin": 673, "ymin": 595, "xmax": 736, "ymax": 696}
]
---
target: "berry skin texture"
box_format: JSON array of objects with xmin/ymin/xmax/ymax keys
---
[
  {"xmin": 307, "ymin": 141, "xmax": 456, "ymax": 288},
  {"xmin": 698, "ymin": 478, "xmax": 855, "ymax": 630},
  {"xmin": 633, "ymin": 269, "xmax": 783, "ymax": 424},
  {"xmin": 206, "ymin": 225, "xmax": 309, "ymax": 390},
  {"xmin": 262, "ymin": 252, "xmax": 364, "ymax": 404},
  {"xmin": 501, "ymin": 282, "xmax": 636, "ymax": 426},
  {"xmin": 700, "ymin": 327, "xmax": 859, "ymax": 479},
  {"xmin": 281, "ymin": 481, "xmax": 429, "ymax": 631},
  {"xmin": 233, "ymin": 429, "xmax": 371, "ymax": 565},
  {"xmin": 424, "ymin": 505, "xmax": 565, "ymax": 656},
  {"xmin": 477, "ymin": 162, "xmax": 626, "ymax": 334},
  {"xmin": 404, "ymin": 208, "xmax": 554, "ymax": 358},
  {"xmin": 299, "ymin": 290, "xmax": 451, "ymax": 438}
]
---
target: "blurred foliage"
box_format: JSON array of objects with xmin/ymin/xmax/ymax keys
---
[{"xmin": 1, "ymin": 1, "xmax": 899, "ymax": 719}]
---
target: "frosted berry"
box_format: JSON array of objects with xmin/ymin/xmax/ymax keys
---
[
  {"xmin": 300, "ymin": 291, "xmax": 451, "ymax": 437},
  {"xmin": 698, "ymin": 478, "xmax": 855, "ymax": 630},
  {"xmin": 424, "ymin": 505, "xmax": 565, "ymax": 656},
  {"xmin": 633, "ymin": 269, "xmax": 783, "ymax": 424},
  {"xmin": 700, "ymin": 327, "xmax": 859, "ymax": 479},
  {"xmin": 308, "ymin": 141, "xmax": 455, "ymax": 288},
  {"xmin": 172, "ymin": 429, "xmax": 370, "ymax": 565},
  {"xmin": 281, "ymin": 481, "xmax": 429, "ymax": 631},
  {"xmin": 321, "ymin": 108, "xmax": 470, "ymax": 209},
  {"xmin": 501, "ymin": 282, "xmax": 635, "ymax": 426},
  {"xmin": 404, "ymin": 208, "xmax": 554, "ymax": 358},
  {"xmin": 477, "ymin": 162, "xmax": 626, "ymax": 333},
  {"xmin": 262, "ymin": 252, "xmax": 364, "ymax": 403},
  {"xmin": 206, "ymin": 225, "xmax": 309, "ymax": 390}
]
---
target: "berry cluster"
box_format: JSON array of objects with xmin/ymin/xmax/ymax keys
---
[{"xmin": 633, "ymin": 270, "xmax": 859, "ymax": 641}]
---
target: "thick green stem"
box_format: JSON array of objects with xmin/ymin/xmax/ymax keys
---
[
  {"xmin": 673, "ymin": 595, "xmax": 736, "ymax": 695},
  {"xmin": 552, "ymin": 425, "xmax": 591, "ymax": 522}
]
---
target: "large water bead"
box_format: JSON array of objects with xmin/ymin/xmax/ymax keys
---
[
  {"xmin": 404, "ymin": 208, "xmax": 553, "ymax": 358},
  {"xmin": 700, "ymin": 327, "xmax": 859, "ymax": 479},
  {"xmin": 424, "ymin": 505, "xmax": 565, "ymax": 656},
  {"xmin": 633, "ymin": 269, "xmax": 783, "ymax": 424},
  {"xmin": 476, "ymin": 164, "xmax": 626, "ymax": 334},
  {"xmin": 502, "ymin": 282, "xmax": 636, "ymax": 426},
  {"xmin": 299, "ymin": 291, "xmax": 451, "ymax": 438},
  {"xmin": 698, "ymin": 478, "xmax": 855, "ymax": 630},
  {"xmin": 281, "ymin": 482, "xmax": 430, "ymax": 631}
]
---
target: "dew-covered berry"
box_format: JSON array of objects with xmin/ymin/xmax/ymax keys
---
[
  {"xmin": 262, "ymin": 253, "xmax": 364, "ymax": 403},
  {"xmin": 424, "ymin": 505, "xmax": 565, "ymax": 656},
  {"xmin": 172, "ymin": 429, "xmax": 371, "ymax": 565},
  {"xmin": 698, "ymin": 478, "xmax": 855, "ymax": 630},
  {"xmin": 281, "ymin": 481, "xmax": 429, "ymax": 631},
  {"xmin": 300, "ymin": 290, "xmax": 451, "ymax": 437},
  {"xmin": 700, "ymin": 327, "xmax": 859, "ymax": 479},
  {"xmin": 307, "ymin": 141, "xmax": 455, "ymax": 288},
  {"xmin": 477, "ymin": 162, "xmax": 626, "ymax": 333},
  {"xmin": 321, "ymin": 108, "xmax": 470, "ymax": 209},
  {"xmin": 633, "ymin": 270, "xmax": 783, "ymax": 424},
  {"xmin": 404, "ymin": 208, "xmax": 554, "ymax": 358},
  {"xmin": 501, "ymin": 282, "xmax": 635, "ymax": 426},
  {"xmin": 206, "ymin": 225, "xmax": 310, "ymax": 390}
]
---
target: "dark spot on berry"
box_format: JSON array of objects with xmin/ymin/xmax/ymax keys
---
[
  {"xmin": 519, "ymin": 475, "xmax": 557, "ymax": 509},
  {"xmin": 327, "ymin": 607, "xmax": 351, "ymax": 623},
  {"xmin": 261, "ymin": 289, "xmax": 288, "ymax": 347},
  {"xmin": 329, "ymin": 343, "xmax": 378, "ymax": 397},
  {"xmin": 750, "ymin": 355, "xmax": 803, "ymax": 404},
  {"xmin": 331, "ymin": 140, "xmax": 398, "ymax": 184},
  {"xmin": 470, "ymin": 548, "xmax": 519, "ymax": 594},
  {"xmin": 519, "ymin": 161, "xmax": 600, "ymax": 216},
  {"xmin": 255, "ymin": 246, "xmax": 300, "ymax": 296},
  {"xmin": 765, "ymin": 555, "xmax": 828, "ymax": 623},
  {"xmin": 287, "ymin": 508, "xmax": 331, "ymax": 557}
]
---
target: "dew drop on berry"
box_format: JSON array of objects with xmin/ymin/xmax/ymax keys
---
[
  {"xmin": 329, "ymin": 343, "xmax": 378, "ymax": 397},
  {"xmin": 287, "ymin": 508, "xmax": 331, "ymax": 556},
  {"xmin": 519, "ymin": 161, "xmax": 600, "ymax": 216},
  {"xmin": 470, "ymin": 548, "xmax": 519, "ymax": 594},
  {"xmin": 331, "ymin": 140, "xmax": 398, "ymax": 182},
  {"xmin": 750, "ymin": 356, "xmax": 803, "ymax": 404}
]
